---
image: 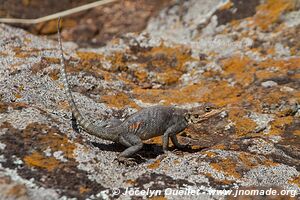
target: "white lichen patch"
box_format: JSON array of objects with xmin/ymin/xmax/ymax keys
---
[
  {"xmin": 0, "ymin": 107, "xmax": 49, "ymax": 130},
  {"xmin": 241, "ymin": 164, "xmax": 299, "ymax": 191},
  {"xmin": 53, "ymin": 151, "xmax": 68, "ymax": 162},
  {"xmin": 0, "ymin": 164, "xmax": 61, "ymax": 200},
  {"xmin": 247, "ymin": 139, "xmax": 276, "ymax": 155},
  {"xmin": 248, "ymin": 112, "xmax": 274, "ymax": 134},
  {"xmin": 0, "ymin": 142, "xmax": 6, "ymax": 150}
]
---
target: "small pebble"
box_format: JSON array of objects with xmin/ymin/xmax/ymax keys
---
[
  {"xmin": 261, "ymin": 81, "xmax": 278, "ymax": 88},
  {"xmin": 280, "ymin": 86, "xmax": 294, "ymax": 92}
]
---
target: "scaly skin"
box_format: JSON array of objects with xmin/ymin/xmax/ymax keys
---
[{"xmin": 57, "ymin": 18, "xmax": 224, "ymax": 160}]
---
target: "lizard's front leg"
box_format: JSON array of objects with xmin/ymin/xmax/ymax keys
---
[
  {"xmin": 170, "ymin": 134, "xmax": 188, "ymax": 149},
  {"xmin": 162, "ymin": 122, "xmax": 187, "ymax": 152}
]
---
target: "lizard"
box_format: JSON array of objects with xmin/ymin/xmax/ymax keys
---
[{"xmin": 56, "ymin": 18, "xmax": 224, "ymax": 162}]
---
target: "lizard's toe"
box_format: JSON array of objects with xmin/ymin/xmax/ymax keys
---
[{"xmin": 115, "ymin": 156, "xmax": 137, "ymax": 166}]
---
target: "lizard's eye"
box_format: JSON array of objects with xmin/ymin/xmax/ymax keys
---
[
  {"xmin": 194, "ymin": 114, "xmax": 199, "ymax": 118},
  {"xmin": 205, "ymin": 107, "xmax": 211, "ymax": 112}
]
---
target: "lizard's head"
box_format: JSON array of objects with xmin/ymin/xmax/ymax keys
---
[{"xmin": 184, "ymin": 103, "xmax": 224, "ymax": 124}]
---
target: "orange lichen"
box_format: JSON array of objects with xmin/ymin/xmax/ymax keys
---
[
  {"xmin": 293, "ymin": 130, "xmax": 300, "ymax": 136},
  {"xmin": 211, "ymin": 143, "xmax": 226, "ymax": 150},
  {"xmin": 6, "ymin": 184, "xmax": 27, "ymax": 198},
  {"xmin": 228, "ymin": 108, "xmax": 257, "ymax": 136},
  {"xmin": 15, "ymin": 93, "xmax": 22, "ymax": 99},
  {"xmin": 219, "ymin": 0, "xmax": 233, "ymax": 10},
  {"xmin": 210, "ymin": 158, "xmax": 241, "ymax": 178},
  {"xmin": 147, "ymin": 159, "xmax": 161, "ymax": 169},
  {"xmin": 204, "ymin": 152, "xmax": 217, "ymax": 158},
  {"xmin": 0, "ymin": 52, "xmax": 8, "ymax": 57},
  {"xmin": 24, "ymin": 152, "xmax": 60, "ymax": 171},
  {"xmin": 79, "ymin": 186, "xmax": 91, "ymax": 194},
  {"xmin": 264, "ymin": 159, "xmax": 279, "ymax": 167},
  {"xmin": 77, "ymin": 52, "xmax": 104, "ymax": 61},
  {"xmin": 103, "ymin": 44, "xmax": 195, "ymax": 86},
  {"xmin": 269, "ymin": 116, "xmax": 293, "ymax": 135},
  {"xmin": 252, "ymin": 0, "xmax": 295, "ymax": 30},
  {"xmin": 40, "ymin": 132, "xmax": 76, "ymax": 159},
  {"xmin": 173, "ymin": 160, "xmax": 180, "ymax": 164},
  {"xmin": 125, "ymin": 179, "xmax": 136, "ymax": 185},
  {"xmin": 157, "ymin": 69, "xmax": 182, "ymax": 85},
  {"xmin": 288, "ymin": 176, "xmax": 300, "ymax": 188},
  {"xmin": 49, "ymin": 68, "xmax": 60, "ymax": 80},
  {"xmin": 57, "ymin": 100, "xmax": 70, "ymax": 110},
  {"xmin": 221, "ymin": 56, "xmax": 254, "ymax": 86},
  {"xmin": 101, "ymin": 92, "xmax": 139, "ymax": 109},
  {"xmin": 149, "ymin": 196, "xmax": 167, "ymax": 200},
  {"xmin": 43, "ymin": 57, "xmax": 60, "ymax": 64},
  {"xmin": 142, "ymin": 45, "xmax": 193, "ymax": 72},
  {"xmin": 13, "ymin": 47, "xmax": 31, "ymax": 59},
  {"xmin": 255, "ymin": 70, "xmax": 277, "ymax": 80},
  {"xmin": 237, "ymin": 153, "xmax": 258, "ymax": 169},
  {"xmin": 133, "ymin": 83, "xmax": 209, "ymax": 105},
  {"xmin": 134, "ymin": 70, "xmax": 148, "ymax": 82}
]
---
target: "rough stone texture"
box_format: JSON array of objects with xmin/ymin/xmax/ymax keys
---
[
  {"xmin": 0, "ymin": 0, "xmax": 171, "ymax": 47},
  {"xmin": 0, "ymin": 0, "xmax": 300, "ymax": 199}
]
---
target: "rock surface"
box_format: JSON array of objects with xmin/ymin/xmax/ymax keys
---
[{"xmin": 0, "ymin": 0, "xmax": 299, "ymax": 199}]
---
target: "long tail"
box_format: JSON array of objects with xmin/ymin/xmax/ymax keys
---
[{"xmin": 57, "ymin": 18, "xmax": 118, "ymax": 142}]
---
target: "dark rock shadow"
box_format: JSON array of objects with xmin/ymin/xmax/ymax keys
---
[{"xmin": 91, "ymin": 141, "xmax": 209, "ymax": 164}]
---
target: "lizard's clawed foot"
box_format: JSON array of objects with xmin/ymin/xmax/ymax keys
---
[{"xmin": 115, "ymin": 157, "xmax": 137, "ymax": 166}]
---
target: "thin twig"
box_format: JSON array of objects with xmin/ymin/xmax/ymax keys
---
[{"xmin": 0, "ymin": 0, "xmax": 117, "ymax": 24}]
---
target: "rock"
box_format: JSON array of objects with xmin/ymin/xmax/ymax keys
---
[
  {"xmin": 261, "ymin": 81, "xmax": 278, "ymax": 88},
  {"xmin": 0, "ymin": 175, "xmax": 29, "ymax": 200}
]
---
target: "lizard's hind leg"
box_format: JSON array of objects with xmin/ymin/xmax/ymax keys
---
[{"xmin": 118, "ymin": 134, "xmax": 143, "ymax": 158}]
